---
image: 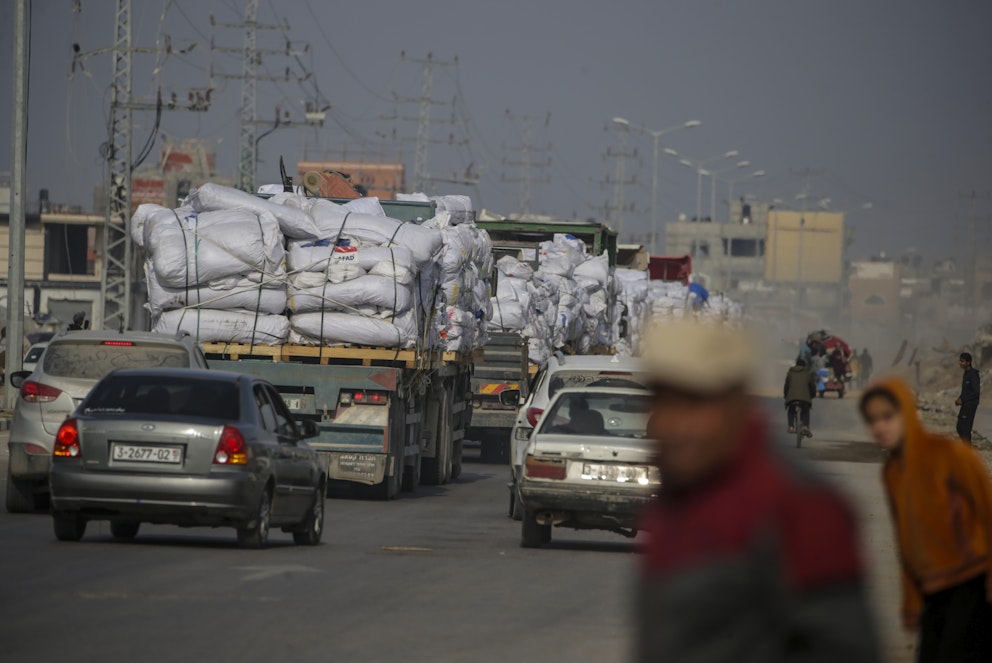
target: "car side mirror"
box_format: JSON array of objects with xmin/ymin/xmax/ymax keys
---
[
  {"xmin": 9, "ymin": 371, "xmax": 31, "ymax": 389},
  {"xmin": 298, "ymin": 419, "xmax": 320, "ymax": 440},
  {"xmin": 499, "ymin": 389, "xmax": 521, "ymax": 407}
]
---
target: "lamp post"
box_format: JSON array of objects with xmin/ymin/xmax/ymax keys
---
[
  {"xmin": 672, "ymin": 150, "xmax": 740, "ymax": 222},
  {"xmin": 611, "ymin": 118, "xmax": 700, "ymax": 253},
  {"xmin": 708, "ymin": 160, "xmax": 750, "ymax": 222},
  {"xmin": 726, "ymin": 170, "xmax": 766, "ymax": 212}
]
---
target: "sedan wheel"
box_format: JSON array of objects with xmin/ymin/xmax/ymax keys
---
[
  {"xmin": 293, "ymin": 489, "xmax": 324, "ymax": 546},
  {"xmin": 237, "ymin": 490, "xmax": 271, "ymax": 549},
  {"xmin": 110, "ymin": 521, "xmax": 141, "ymax": 540},
  {"xmin": 53, "ymin": 513, "xmax": 87, "ymax": 542},
  {"xmin": 521, "ymin": 510, "xmax": 551, "ymax": 548}
]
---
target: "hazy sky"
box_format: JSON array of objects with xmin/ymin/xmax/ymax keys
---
[{"xmin": 1, "ymin": 0, "xmax": 991, "ymax": 259}]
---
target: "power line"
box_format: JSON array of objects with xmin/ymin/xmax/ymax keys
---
[{"xmin": 502, "ymin": 111, "xmax": 551, "ymax": 216}]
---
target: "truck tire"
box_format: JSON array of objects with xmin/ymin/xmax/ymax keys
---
[
  {"xmin": 450, "ymin": 439, "xmax": 463, "ymax": 481},
  {"xmin": 402, "ymin": 453, "xmax": 421, "ymax": 492},
  {"xmin": 5, "ymin": 467, "xmax": 36, "ymax": 514},
  {"xmin": 521, "ymin": 510, "xmax": 551, "ymax": 548},
  {"xmin": 422, "ymin": 385, "xmax": 452, "ymax": 486}
]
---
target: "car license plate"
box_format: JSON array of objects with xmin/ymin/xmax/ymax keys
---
[
  {"xmin": 581, "ymin": 463, "xmax": 650, "ymax": 484},
  {"xmin": 111, "ymin": 443, "xmax": 183, "ymax": 464},
  {"xmin": 284, "ymin": 397, "xmax": 302, "ymax": 410}
]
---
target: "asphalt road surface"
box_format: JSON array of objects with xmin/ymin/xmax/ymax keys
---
[{"xmin": 0, "ymin": 397, "xmax": 914, "ymax": 663}]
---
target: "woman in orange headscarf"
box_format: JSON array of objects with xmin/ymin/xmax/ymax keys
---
[{"xmin": 860, "ymin": 378, "xmax": 992, "ymax": 662}]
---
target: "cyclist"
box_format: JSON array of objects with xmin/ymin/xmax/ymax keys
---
[{"xmin": 784, "ymin": 358, "xmax": 818, "ymax": 437}]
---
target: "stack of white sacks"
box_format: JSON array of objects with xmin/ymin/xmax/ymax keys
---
[
  {"xmin": 646, "ymin": 280, "xmax": 744, "ymax": 323},
  {"xmin": 489, "ymin": 233, "xmax": 618, "ymax": 365},
  {"xmin": 133, "ymin": 183, "xmax": 493, "ymax": 350},
  {"xmin": 614, "ymin": 268, "xmax": 650, "ymax": 356}
]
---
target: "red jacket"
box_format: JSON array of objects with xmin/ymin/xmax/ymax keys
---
[{"xmin": 638, "ymin": 417, "xmax": 878, "ymax": 662}]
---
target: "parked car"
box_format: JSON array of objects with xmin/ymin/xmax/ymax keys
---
[
  {"xmin": 49, "ymin": 368, "xmax": 325, "ymax": 548},
  {"xmin": 5, "ymin": 330, "xmax": 209, "ymax": 513},
  {"xmin": 503, "ymin": 354, "xmax": 648, "ymax": 519},
  {"xmin": 21, "ymin": 342, "xmax": 48, "ymax": 373},
  {"xmin": 516, "ymin": 387, "xmax": 659, "ymax": 548}
]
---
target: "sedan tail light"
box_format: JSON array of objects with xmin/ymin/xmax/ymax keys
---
[
  {"xmin": 53, "ymin": 419, "xmax": 81, "ymax": 458},
  {"xmin": 525, "ymin": 407, "xmax": 544, "ymax": 427},
  {"xmin": 525, "ymin": 456, "xmax": 566, "ymax": 480},
  {"xmin": 214, "ymin": 426, "xmax": 248, "ymax": 465},
  {"xmin": 21, "ymin": 380, "xmax": 62, "ymax": 403}
]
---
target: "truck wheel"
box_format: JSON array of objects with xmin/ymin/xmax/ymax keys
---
[
  {"xmin": 402, "ymin": 453, "xmax": 421, "ymax": 492},
  {"xmin": 5, "ymin": 467, "xmax": 36, "ymax": 513},
  {"xmin": 292, "ymin": 488, "xmax": 324, "ymax": 546},
  {"xmin": 237, "ymin": 490, "xmax": 271, "ymax": 549},
  {"xmin": 422, "ymin": 387, "xmax": 452, "ymax": 486},
  {"xmin": 521, "ymin": 510, "xmax": 551, "ymax": 548},
  {"xmin": 450, "ymin": 440, "xmax": 463, "ymax": 481},
  {"xmin": 53, "ymin": 513, "xmax": 87, "ymax": 542},
  {"xmin": 110, "ymin": 521, "xmax": 140, "ymax": 540}
]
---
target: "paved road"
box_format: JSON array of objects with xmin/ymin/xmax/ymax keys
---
[{"xmin": 0, "ymin": 397, "xmax": 914, "ymax": 662}]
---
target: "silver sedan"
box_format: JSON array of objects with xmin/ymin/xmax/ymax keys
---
[{"xmin": 49, "ymin": 368, "xmax": 325, "ymax": 548}]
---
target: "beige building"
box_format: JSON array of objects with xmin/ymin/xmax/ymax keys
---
[{"xmin": 764, "ymin": 210, "xmax": 845, "ymax": 284}]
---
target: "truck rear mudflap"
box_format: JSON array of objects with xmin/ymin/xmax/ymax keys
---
[{"xmin": 319, "ymin": 450, "xmax": 389, "ymax": 486}]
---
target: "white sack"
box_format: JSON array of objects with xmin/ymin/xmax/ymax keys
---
[
  {"xmin": 574, "ymin": 253, "xmax": 610, "ymax": 284},
  {"xmin": 153, "ymin": 309, "xmax": 289, "ymax": 345},
  {"xmin": 290, "ymin": 311, "xmax": 416, "ymax": 348},
  {"xmin": 143, "ymin": 207, "xmax": 284, "ymax": 289},
  {"xmin": 431, "ymin": 195, "xmax": 474, "ymax": 225},
  {"xmin": 186, "ymin": 183, "xmax": 321, "ymax": 239},
  {"xmin": 289, "ymin": 275, "xmax": 413, "ymax": 314},
  {"xmin": 145, "ymin": 263, "xmax": 287, "ymax": 316}
]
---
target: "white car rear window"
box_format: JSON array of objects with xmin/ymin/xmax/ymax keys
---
[
  {"xmin": 539, "ymin": 392, "xmax": 652, "ymax": 438},
  {"xmin": 43, "ymin": 342, "xmax": 190, "ymax": 380},
  {"xmin": 546, "ymin": 371, "xmax": 648, "ymax": 398}
]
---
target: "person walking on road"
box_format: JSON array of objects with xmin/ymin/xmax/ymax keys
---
[
  {"xmin": 784, "ymin": 358, "xmax": 817, "ymax": 437},
  {"xmin": 956, "ymin": 352, "xmax": 981, "ymax": 443},
  {"xmin": 637, "ymin": 321, "xmax": 878, "ymax": 663},
  {"xmin": 860, "ymin": 378, "xmax": 992, "ymax": 662},
  {"xmin": 860, "ymin": 349, "xmax": 874, "ymax": 384}
]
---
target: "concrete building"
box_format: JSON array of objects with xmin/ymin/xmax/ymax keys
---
[
  {"xmin": 297, "ymin": 160, "xmax": 404, "ymax": 200},
  {"xmin": 664, "ymin": 201, "xmax": 782, "ymax": 292},
  {"xmin": 0, "ymin": 185, "xmax": 105, "ymax": 326},
  {"xmin": 764, "ymin": 210, "xmax": 845, "ymax": 285},
  {"xmin": 849, "ymin": 260, "xmax": 901, "ymax": 324}
]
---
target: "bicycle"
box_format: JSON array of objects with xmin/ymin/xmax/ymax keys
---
[{"xmin": 788, "ymin": 401, "xmax": 810, "ymax": 449}]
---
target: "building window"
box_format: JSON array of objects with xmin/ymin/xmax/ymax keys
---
[
  {"xmin": 725, "ymin": 238, "xmax": 764, "ymax": 257},
  {"xmin": 693, "ymin": 242, "xmax": 710, "ymax": 258},
  {"xmin": 46, "ymin": 224, "xmax": 97, "ymax": 276}
]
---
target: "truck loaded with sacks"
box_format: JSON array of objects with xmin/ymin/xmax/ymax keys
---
[
  {"xmin": 131, "ymin": 184, "xmax": 492, "ymax": 498},
  {"xmin": 467, "ymin": 217, "xmax": 623, "ymax": 461}
]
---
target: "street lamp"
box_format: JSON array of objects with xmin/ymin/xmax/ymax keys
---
[
  {"xmin": 708, "ymin": 160, "xmax": 750, "ymax": 221},
  {"xmin": 611, "ymin": 117, "xmax": 701, "ymax": 253},
  {"xmin": 672, "ymin": 150, "xmax": 740, "ymax": 223}
]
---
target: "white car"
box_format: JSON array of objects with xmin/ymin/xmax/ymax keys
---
[
  {"xmin": 22, "ymin": 342, "xmax": 48, "ymax": 373},
  {"xmin": 502, "ymin": 354, "xmax": 648, "ymax": 519},
  {"xmin": 517, "ymin": 386, "xmax": 660, "ymax": 548}
]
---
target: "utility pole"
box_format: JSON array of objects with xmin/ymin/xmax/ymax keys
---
[
  {"xmin": 210, "ymin": 4, "xmax": 305, "ymax": 192},
  {"xmin": 6, "ymin": 0, "xmax": 28, "ymax": 410},
  {"xmin": 391, "ymin": 53, "xmax": 476, "ymax": 191},
  {"xmin": 73, "ymin": 1, "xmax": 211, "ymax": 331},
  {"xmin": 503, "ymin": 111, "xmax": 551, "ymax": 217},
  {"xmin": 604, "ymin": 125, "xmax": 639, "ymax": 237}
]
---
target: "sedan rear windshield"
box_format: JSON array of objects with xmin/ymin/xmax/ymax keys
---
[
  {"xmin": 546, "ymin": 370, "xmax": 648, "ymax": 399},
  {"xmin": 43, "ymin": 341, "xmax": 190, "ymax": 380},
  {"xmin": 83, "ymin": 375, "xmax": 240, "ymax": 420},
  {"xmin": 539, "ymin": 391, "xmax": 652, "ymax": 439}
]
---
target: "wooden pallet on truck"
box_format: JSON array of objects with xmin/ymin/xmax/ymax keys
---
[{"xmin": 200, "ymin": 342, "xmax": 482, "ymax": 368}]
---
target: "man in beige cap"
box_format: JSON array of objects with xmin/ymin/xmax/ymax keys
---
[{"xmin": 636, "ymin": 320, "xmax": 878, "ymax": 662}]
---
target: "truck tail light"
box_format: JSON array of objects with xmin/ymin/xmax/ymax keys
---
[
  {"xmin": 525, "ymin": 456, "xmax": 566, "ymax": 480},
  {"xmin": 341, "ymin": 390, "xmax": 388, "ymax": 406},
  {"xmin": 526, "ymin": 408, "xmax": 544, "ymax": 427},
  {"xmin": 214, "ymin": 426, "xmax": 248, "ymax": 465},
  {"xmin": 21, "ymin": 380, "xmax": 62, "ymax": 403},
  {"xmin": 53, "ymin": 419, "xmax": 81, "ymax": 458}
]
